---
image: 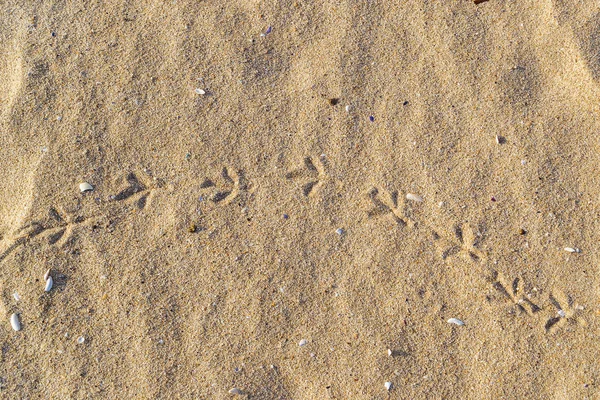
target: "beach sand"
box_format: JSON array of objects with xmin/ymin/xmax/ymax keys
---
[{"xmin": 1, "ymin": 1, "xmax": 599, "ymax": 398}]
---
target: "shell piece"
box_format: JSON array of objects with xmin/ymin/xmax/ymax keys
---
[
  {"xmin": 77, "ymin": 336, "xmax": 85, "ymax": 344},
  {"xmin": 564, "ymin": 247, "xmax": 580, "ymax": 253},
  {"xmin": 228, "ymin": 388, "xmax": 242, "ymax": 395},
  {"xmin": 10, "ymin": 313, "xmax": 21, "ymax": 331},
  {"xmin": 195, "ymin": 88, "xmax": 206, "ymax": 95},
  {"xmin": 299, "ymin": 339, "xmax": 307, "ymax": 347},
  {"xmin": 43, "ymin": 269, "xmax": 51, "ymax": 281},
  {"xmin": 447, "ymin": 318, "xmax": 465, "ymax": 326},
  {"xmin": 406, "ymin": 193, "xmax": 423, "ymax": 202},
  {"xmin": 79, "ymin": 182, "xmax": 94, "ymax": 193},
  {"xmin": 45, "ymin": 276, "xmax": 53, "ymax": 292},
  {"xmin": 13, "ymin": 292, "xmax": 20, "ymax": 302},
  {"xmin": 385, "ymin": 382, "xmax": 393, "ymax": 391}
]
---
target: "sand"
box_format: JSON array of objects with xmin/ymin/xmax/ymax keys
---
[{"xmin": 0, "ymin": 0, "xmax": 599, "ymax": 398}]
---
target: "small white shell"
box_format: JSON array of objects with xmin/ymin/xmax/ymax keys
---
[
  {"xmin": 299, "ymin": 339, "xmax": 307, "ymax": 347},
  {"xmin": 13, "ymin": 292, "xmax": 20, "ymax": 302},
  {"xmin": 335, "ymin": 228, "xmax": 344, "ymax": 235},
  {"xmin": 195, "ymin": 88, "xmax": 206, "ymax": 95},
  {"xmin": 387, "ymin": 349, "xmax": 392, "ymax": 356},
  {"xmin": 557, "ymin": 309, "xmax": 566, "ymax": 318},
  {"xmin": 10, "ymin": 313, "xmax": 21, "ymax": 331},
  {"xmin": 385, "ymin": 381, "xmax": 393, "ymax": 391},
  {"xmin": 79, "ymin": 182, "xmax": 94, "ymax": 193},
  {"xmin": 43, "ymin": 269, "xmax": 51, "ymax": 281},
  {"xmin": 77, "ymin": 336, "xmax": 85, "ymax": 344},
  {"xmin": 564, "ymin": 247, "xmax": 580, "ymax": 253},
  {"xmin": 228, "ymin": 388, "xmax": 242, "ymax": 395},
  {"xmin": 406, "ymin": 193, "xmax": 423, "ymax": 202},
  {"xmin": 45, "ymin": 276, "xmax": 53, "ymax": 292},
  {"xmin": 447, "ymin": 318, "xmax": 465, "ymax": 326}
]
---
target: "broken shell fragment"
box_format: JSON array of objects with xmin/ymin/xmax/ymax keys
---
[
  {"xmin": 228, "ymin": 388, "xmax": 242, "ymax": 395},
  {"xmin": 43, "ymin": 269, "xmax": 51, "ymax": 281},
  {"xmin": 564, "ymin": 247, "xmax": 581, "ymax": 253},
  {"xmin": 10, "ymin": 313, "xmax": 20, "ymax": 331},
  {"xmin": 385, "ymin": 382, "xmax": 393, "ymax": 391},
  {"xmin": 447, "ymin": 318, "xmax": 465, "ymax": 326},
  {"xmin": 406, "ymin": 193, "xmax": 423, "ymax": 202},
  {"xmin": 79, "ymin": 182, "xmax": 94, "ymax": 193},
  {"xmin": 45, "ymin": 276, "xmax": 53, "ymax": 292}
]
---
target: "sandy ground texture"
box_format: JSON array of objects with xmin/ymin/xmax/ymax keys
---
[{"xmin": 1, "ymin": 0, "xmax": 600, "ymax": 398}]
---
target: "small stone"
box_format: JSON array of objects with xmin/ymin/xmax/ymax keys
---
[
  {"xmin": 77, "ymin": 336, "xmax": 85, "ymax": 344},
  {"xmin": 406, "ymin": 193, "xmax": 423, "ymax": 202},
  {"xmin": 195, "ymin": 88, "xmax": 206, "ymax": 95},
  {"xmin": 10, "ymin": 313, "xmax": 20, "ymax": 331},
  {"xmin": 558, "ymin": 309, "xmax": 566, "ymax": 318},
  {"xmin": 335, "ymin": 228, "xmax": 344, "ymax": 235},
  {"xmin": 345, "ymin": 105, "xmax": 351, "ymax": 112},
  {"xmin": 188, "ymin": 224, "xmax": 197, "ymax": 233},
  {"xmin": 299, "ymin": 339, "xmax": 308, "ymax": 347},
  {"xmin": 79, "ymin": 182, "xmax": 94, "ymax": 193},
  {"xmin": 228, "ymin": 388, "xmax": 242, "ymax": 395},
  {"xmin": 387, "ymin": 349, "xmax": 392, "ymax": 356},
  {"xmin": 385, "ymin": 381, "xmax": 393, "ymax": 391}
]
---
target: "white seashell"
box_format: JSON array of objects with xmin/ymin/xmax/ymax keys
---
[
  {"xmin": 345, "ymin": 105, "xmax": 351, "ymax": 112},
  {"xmin": 45, "ymin": 276, "xmax": 53, "ymax": 292},
  {"xmin": 77, "ymin": 336, "xmax": 85, "ymax": 344},
  {"xmin": 10, "ymin": 313, "xmax": 21, "ymax": 331},
  {"xmin": 406, "ymin": 193, "xmax": 423, "ymax": 202},
  {"xmin": 385, "ymin": 381, "xmax": 393, "ymax": 391},
  {"xmin": 564, "ymin": 247, "xmax": 580, "ymax": 253},
  {"xmin": 299, "ymin": 339, "xmax": 307, "ymax": 347},
  {"xmin": 447, "ymin": 318, "xmax": 465, "ymax": 326},
  {"xmin": 335, "ymin": 228, "xmax": 344, "ymax": 235},
  {"xmin": 387, "ymin": 349, "xmax": 392, "ymax": 356},
  {"xmin": 228, "ymin": 388, "xmax": 242, "ymax": 395},
  {"xmin": 43, "ymin": 269, "xmax": 51, "ymax": 281},
  {"xmin": 557, "ymin": 309, "xmax": 566, "ymax": 318},
  {"xmin": 13, "ymin": 292, "xmax": 20, "ymax": 302},
  {"xmin": 195, "ymin": 88, "xmax": 206, "ymax": 95},
  {"xmin": 79, "ymin": 182, "xmax": 93, "ymax": 193}
]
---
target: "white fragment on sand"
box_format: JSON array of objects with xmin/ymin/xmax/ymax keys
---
[
  {"xmin": 45, "ymin": 276, "xmax": 53, "ymax": 292},
  {"xmin": 385, "ymin": 381, "xmax": 393, "ymax": 391},
  {"xmin": 77, "ymin": 336, "xmax": 85, "ymax": 344},
  {"xmin": 388, "ymin": 349, "xmax": 392, "ymax": 356},
  {"xmin": 495, "ymin": 135, "xmax": 501, "ymax": 144},
  {"xmin": 43, "ymin": 269, "xmax": 51, "ymax": 281},
  {"xmin": 299, "ymin": 339, "xmax": 308, "ymax": 347},
  {"xmin": 345, "ymin": 105, "xmax": 351, "ymax": 112},
  {"xmin": 195, "ymin": 88, "xmax": 206, "ymax": 95},
  {"xmin": 228, "ymin": 388, "xmax": 242, "ymax": 395},
  {"xmin": 406, "ymin": 193, "xmax": 423, "ymax": 202},
  {"xmin": 10, "ymin": 313, "xmax": 20, "ymax": 331},
  {"xmin": 557, "ymin": 309, "xmax": 566, "ymax": 318},
  {"xmin": 447, "ymin": 318, "xmax": 465, "ymax": 326},
  {"xmin": 13, "ymin": 292, "xmax": 20, "ymax": 302},
  {"xmin": 564, "ymin": 247, "xmax": 581, "ymax": 253},
  {"xmin": 79, "ymin": 182, "xmax": 94, "ymax": 193},
  {"xmin": 438, "ymin": 201, "xmax": 444, "ymax": 207},
  {"xmin": 335, "ymin": 228, "xmax": 344, "ymax": 235}
]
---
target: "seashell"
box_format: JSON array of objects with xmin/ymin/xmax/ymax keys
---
[
  {"xmin": 406, "ymin": 193, "xmax": 423, "ymax": 202},
  {"xmin": 299, "ymin": 339, "xmax": 307, "ymax": 347},
  {"xmin": 447, "ymin": 318, "xmax": 465, "ymax": 326},
  {"xmin": 79, "ymin": 182, "xmax": 94, "ymax": 193},
  {"xmin": 43, "ymin": 269, "xmax": 51, "ymax": 281},
  {"xmin": 77, "ymin": 336, "xmax": 85, "ymax": 344},
  {"xmin": 10, "ymin": 313, "xmax": 21, "ymax": 331},
  {"xmin": 45, "ymin": 276, "xmax": 53, "ymax": 292},
  {"xmin": 564, "ymin": 247, "xmax": 580, "ymax": 253},
  {"xmin": 385, "ymin": 382, "xmax": 393, "ymax": 391},
  {"xmin": 228, "ymin": 388, "xmax": 242, "ymax": 395},
  {"xmin": 195, "ymin": 88, "xmax": 206, "ymax": 95}
]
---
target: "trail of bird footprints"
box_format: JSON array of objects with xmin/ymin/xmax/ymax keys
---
[{"xmin": 0, "ymin": 158, "xmax": 589, "ymax": 334}]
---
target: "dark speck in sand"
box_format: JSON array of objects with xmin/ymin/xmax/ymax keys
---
[{"xmin": 369, "ymin": 115, "xmax": 375, "ymax": 122}]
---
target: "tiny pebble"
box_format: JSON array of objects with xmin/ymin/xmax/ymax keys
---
[
  {"xmin": 299, "ymin": 339, "xmax": 307, "ymax": 347},
  {"xmin": 229, "ymin": 388, "xmax": 242, "ymax": 395},
  {"xmin": 77, "ymin": 336, "xmax": 85, "ymax": 344},
  {"xmin": 79, "ymin": 182, "xmax": 94, "ymax": 193},
  {"xmin": 335, "ymin": 228, "xmax": 344, "ymax": 235},
  {"xmin": 447, "ymin": 318, "xmax": 465, "ymax": 326},
  {"xmin": 10, "ymin": 313, "xmax": 20, "ymax": 331},
  {"xmin": 385, "ymin": 381, "xmax": 393, "ymax": 391},
  {"xmin": 406, "ymin": 193, "xmax": 423, "ymax": 202},
  {"xmin": 195, "ymin": 88, "xmax": 206, "ymax": 95},
  {"xmin": 45, "ymin": 276, "xmax": 53, "ymax": 292}
]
